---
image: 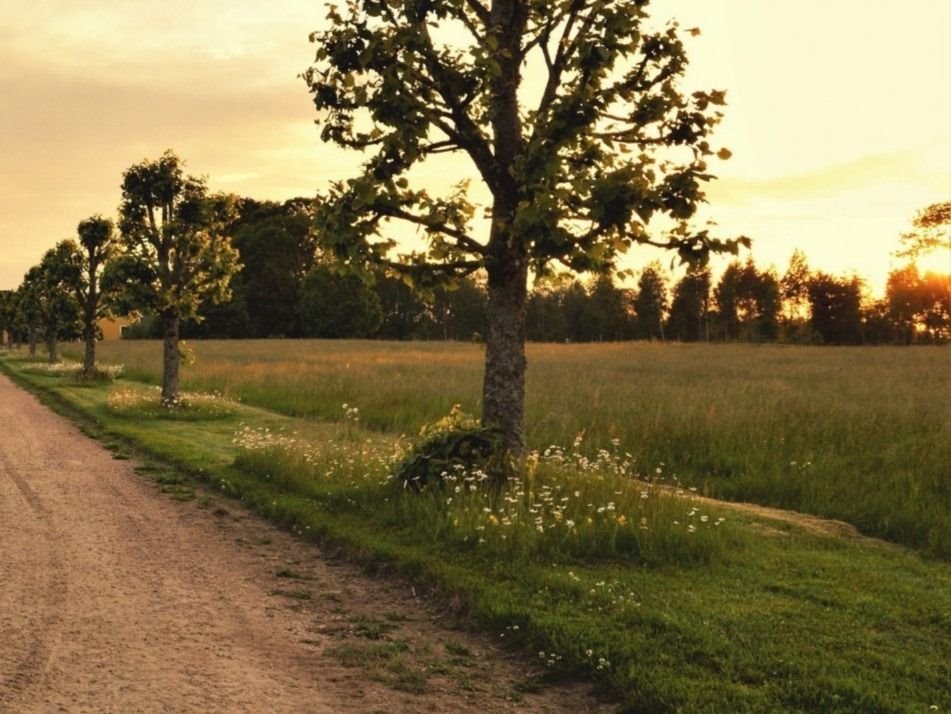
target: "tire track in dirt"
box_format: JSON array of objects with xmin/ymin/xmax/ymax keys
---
[{"xmin": 0, "ymin": 426, "xmax": 69, "ymax": 711}]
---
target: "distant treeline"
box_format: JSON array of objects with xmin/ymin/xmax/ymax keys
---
[
  {"xmin": 122, "ymin": 198, "xmax": 945, "ymax": 346},
  {"xmin": 3, "ymin": 197, "xmax": 948, "ymax": 347}
]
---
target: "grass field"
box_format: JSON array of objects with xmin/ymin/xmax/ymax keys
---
[
  {"xmin": 3, "ymin": 347, "xmax": 949, "ymax": 713},
  {"xmin": 81, "ymin": 340, "xmax": 951, "ymax": 558}
]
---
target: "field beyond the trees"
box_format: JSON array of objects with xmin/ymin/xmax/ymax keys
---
[{"xmin": 86, "ymin": 340, "xmax": 951, "ymax": 558}]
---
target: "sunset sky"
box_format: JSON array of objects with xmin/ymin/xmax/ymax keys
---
[{"xmin": 1, "ymin": 0, "xmax": 948, "ymax": 294}]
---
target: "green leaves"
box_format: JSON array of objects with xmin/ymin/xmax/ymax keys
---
[
  {"xmin": 18, "ymin": 240, "xmax": 85, "ymax": 344},
  {"xmin": 114, "ymin": 151, "xmax": 240, "ymax": 322},
  {"xmin": 306, "ymin": 0, "xmax": 742, "ymax": 284}
]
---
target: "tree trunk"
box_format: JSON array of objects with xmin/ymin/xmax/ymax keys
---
[
  {"xmin": 83, "ymin": 332, "xmax": 96, "ymax": 376},
  {"xmin": 83, "ymin": 290, "xmax": 98, "ymax": 375},
  {"xmin": 481, "ymin": 1, "xmax": 529, "ymax": 455},
  {"xmin": 482, "ymin": 257, "xmax": 528, "ymax": 455},
  {"xmin": 161, "ymin": 312, "xmax": 180, "ymax": 406},
  {"xmin": 46, "ymin": 333, "xmax": 57, "ymax": 364},
  {"xmin": 28, "ymin": 328, "xmax": 37, "ymax": 357}
]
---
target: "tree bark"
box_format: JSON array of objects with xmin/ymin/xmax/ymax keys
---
[
  {"xmin": 46, "ymin": 333, "xmax": 57, "ymax": 364},
  {"xmin": 28, "ymin": 328, "xmax": 37, "ymax": 357},
  {"xmin": 83, "ymin": 329, "xmax": 96, "ymax": 376},
  {"xmin": 480, "ymin": 2, "xmax": 529, "ymax": 455},
  {"xmin": 83, "ymin": 274, "xmax": 98, "ymax": 376},
  {"xmin": 161, "ymin": 312, "xmax": 180, "ymax": 406},
  {"xmin": 482, "ymin": 257, "xmax": 528, "ymax": 454}
]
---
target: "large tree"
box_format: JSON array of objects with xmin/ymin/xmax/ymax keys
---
[
  {"xmin": 885, "ymin": 264, "xmax": 925, "ymax": 345},
  {"xmin": 306, "ymin": 0, "xmax": 747, "ymax": 451},
  {"xmin": 111, "ymin": 151, "xmax": 240, "ymax": 405},
  {"xmin": 73, "ymin": 215, "xmax": 117, "ymax": 376}
]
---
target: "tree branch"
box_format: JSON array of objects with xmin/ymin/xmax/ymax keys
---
[
  {"xmin": 375, "ymin": 205, "xmax": 487, "ymax": 255},
  {"xmin": 414, "ymin": 26, "xmax": 501, "ymax": 194},
  {"xmin": 382, "ymin": 257, "xmax": 484, "ymax": 276},
  {"xmin": 534, "ymin": 2, "xmax": 596, "ymax": 121},
  {"xmin": 463, "ymin": 0, "xmax": 489, "ymax": 25}
]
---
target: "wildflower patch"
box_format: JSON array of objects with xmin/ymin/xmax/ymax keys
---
[{"xmin": 106, "ymin": 385, "xmax": 238, "ymax": 420}]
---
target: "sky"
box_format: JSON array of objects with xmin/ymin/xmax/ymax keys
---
[{"xmin": 1, "ymin": 0, "xmax": 949, "ymax": 295}]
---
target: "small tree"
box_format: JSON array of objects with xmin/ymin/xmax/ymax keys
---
[
  {"xmin": 299, "ymin": 264, "xmax": 383, "ymax": 338},
  {"xmin": 111, "ymin": 151, "xmax": 240, "ymax": 405},
  {"xmin": 230, "ymin": 198, "xmax": 318, "ymax": 337},
  {"xmin": 897, "ymin": 201, "xmax": 951, "ymax": 261},
  {"xmin": 885, "ymin": 264, "xmax": 950, "ymax": 344},
  {"xmin": 666, "ymin": 264, "xmax": 711, "ymax": 342},
  {"xmin": 779, "ymin": 248, "xmax": 812, "ymax": 342},
  {"xmin": 73, "ymin": 216, "xmax": 117, "ymax": 376},
  {"xmin": 587, "ymin": 275, "xmax": 633, "ymax": 341},
  {"xmin": 305, "ymin": 0, "xmax": 747, "ymax": 452},
  {"xmin": 919, "ymin": 271, "xmax": 951, "ymax": 343},
  {"xmin": 14, "ymin": 279, "xmax": 41, "ymax": 356},
  {"xmin": 375, "ymin": 273, "xmax": 428, "ymax": 339},
  {"xmin": 562, "ymin": 279, "xmax": 594, "ymax": 341},
  {"xmin": 422, "ymin": 276, "xmax": 488, "ymax": 341},
  {"xmin": 525, "ymin": 279, "xmax": 570, "ymax": 342},
  {"xmin": 885, "ymin": 264, "xmax": 925, "ymax": 345},
  {"xmin": 28, "ymin": 242, "xmax": 83, "ymax": 363},
  {"xmin": 0, "ymin": 290, "xmax": 17, "ymax": 347},
  {"xmin": 633, "ymin": 263, "xmax": 669, "ymax": 341},
  {"xmin": 714, "ymin": 259, "xmax": 779, "ymax": 342},
  {"xmin": 807, "ymin": 272, "xmax": 862, "ymax": 345}
]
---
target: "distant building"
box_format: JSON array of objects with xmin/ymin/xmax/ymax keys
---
[{"xmin": 99, "ymin": 317, "xmax": 134, "ymax": 340}]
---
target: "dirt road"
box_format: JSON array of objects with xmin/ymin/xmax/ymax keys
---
[{"xmin": 0, "ymin": 374, "xmax": 605, "ymax": 713}]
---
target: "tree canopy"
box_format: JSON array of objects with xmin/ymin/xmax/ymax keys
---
[
  {"xmin": 897, "ymin": 201, "xmax": 951, "ymax": 261},
  {"xmin": 28, "ymin": 241, "xmax": 83, "ymax": 363}
]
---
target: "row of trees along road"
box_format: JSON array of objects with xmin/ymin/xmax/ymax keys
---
[
  {"xmin": 1, "ymin": 152, "xmax": 240, "ymax": 406},
  {"xmin": 3, "ymin": 1, "xmax": 948, "ymax": 456},
  {"xmin": 1, "ymin": 217, "xmax": 116, "ymax": 370}
]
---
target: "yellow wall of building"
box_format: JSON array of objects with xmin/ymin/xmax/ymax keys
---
[{"xmin": 99, "ymin": 317, "xmax": 132, "ymax": 341}]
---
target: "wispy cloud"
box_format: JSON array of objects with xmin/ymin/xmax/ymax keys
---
[{"xmin": 709, "ymin": 151, "xmax": 945, "ymax": 206}]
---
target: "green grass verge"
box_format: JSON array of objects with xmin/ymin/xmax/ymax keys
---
[
  {"xmin": 3, "ymin": 355, "xmax": 949, "ymax": 713},
  {"xmin": 76, "ymin": 340, "xmax": 951, "ymax": 557}
]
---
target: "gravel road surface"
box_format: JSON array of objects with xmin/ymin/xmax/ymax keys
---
[{"xmin": 0, "ymin": 373, "xmax": 605, "ymax": 713}]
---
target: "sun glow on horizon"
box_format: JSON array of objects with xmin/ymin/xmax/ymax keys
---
[{"xmin": 908, "ymin": 249, "xmax": 951, "ymax": 278}]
